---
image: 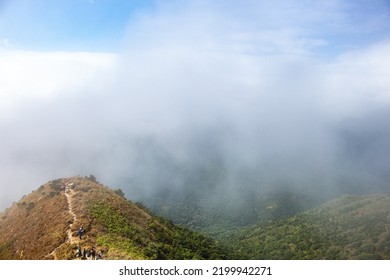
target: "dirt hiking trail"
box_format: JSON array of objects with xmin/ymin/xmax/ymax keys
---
[{"xmin": 46, "ymin": 182, "xmax": 78, "ymax": 259}]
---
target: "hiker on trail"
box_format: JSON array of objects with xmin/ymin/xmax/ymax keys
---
[
  {"xmin": 78, "ymin": 226, "xmax": 85, "ymax": 239},
  {"xmin": 91, "ymin": 248, "xmax": 96, "ymax": 260},
  {"xmin": 76, "ymin": 246, "xmax": 82, "ymax": 258},
  {"xmin": 96, "ymin": 250, "xmax": 103, "ymax": 260},
  {"xmin": 82, "ymin": 248, "xmax": 86, "ymax": 259}
]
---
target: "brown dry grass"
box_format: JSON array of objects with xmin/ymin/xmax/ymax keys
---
[
  {"xmin": 0, "ymin": 176, "xmax": 158, "ymax": 259},
  {"xmin": 0, "ymin": 180, "xmax": 70, "ymax": 259}
]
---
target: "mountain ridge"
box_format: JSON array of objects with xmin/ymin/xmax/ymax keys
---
[
  {"xmin": 2, "ymin": 176, "xmax": 389, "ymax": 260},
  {"xmin": 0, "ymin": 176, "xmax": 229, "ymax": 260}
]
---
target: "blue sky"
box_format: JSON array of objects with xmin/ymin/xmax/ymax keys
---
[
  {"xmin": 0, "ymin": 0, "xmax": 389, "ymax": 54},
  {"xmin": 0, "ymin": 0, "xmax": 154, "ymax": 51},
  {"xmin": 0, "ymin": 0, "xmax": 390, "ymax": 209}
]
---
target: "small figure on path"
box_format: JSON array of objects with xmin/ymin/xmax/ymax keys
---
[
  {"xmin": 91, "ymin": 247, "xmax": 96, "ymax": 260},
  {"xmin": 78, "ymin": 226, "xmax": 85, "ymax": 239},
  {"xmin": 96, "ymin": 250, "xmax": 103, "ymax": 260},
  {"xmin": 76, "ymin": 246, "xmax": 82, "ymax": 258}
]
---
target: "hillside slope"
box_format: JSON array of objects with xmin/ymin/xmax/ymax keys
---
[
  {"xmin": 220, "ymin": 194, "xmax": 390, "ymax": 259},
  {"xmin": 0, "ymin": 176, "xmax": 228, "ymax": 260}
]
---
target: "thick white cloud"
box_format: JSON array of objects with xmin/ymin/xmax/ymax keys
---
[
  {"xmin": 1, "ymin": 0, "xmax": 390, "ymax": 210},
  {"xmin": 0, "ymin": 50, "xmax": 117, "ymax": 120},
  {"xmin": 319, "ymin": 42, "xmax": 390, "ymax": 119}
]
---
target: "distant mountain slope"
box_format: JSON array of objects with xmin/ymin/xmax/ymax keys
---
[
  {"xmin": 0, "ymin": 176, "xmax": 229, "ymax": 260},
  {"xmin": 146, "ymin": 186, "xmax": 320, "ymax": 232},
  {"xmin": 220, "ymin": 194, "xmax": 390, "ymax": 259}
]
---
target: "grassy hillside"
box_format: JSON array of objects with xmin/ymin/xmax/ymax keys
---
[
  {"xmin": 0, "ymin": 176, "xmax": 229, "ymax": 260},
  {"xmin": 219, "ymin": 194, "xmax": 390, "ymax": 259},
  {"xmin": 2, "ymin": 175, "xmax": 388, "ymax": 260},
  {"xmin": 0, "ymin": 180, "xmax": 70, "ymax": 259}
]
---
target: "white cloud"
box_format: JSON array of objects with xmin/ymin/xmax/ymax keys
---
[
  {"xmin": 0, "ymin": 50, "xmax": 118, "ymax": 120},
  {"xmin": 319, "ymin": 41, "xmax": 390, "ymax": 119},
  {"xmin": 1, "ymin": 0, "xmax": 390, "ymax": 210}
]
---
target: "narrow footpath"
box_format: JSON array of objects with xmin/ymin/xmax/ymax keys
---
[
  {"xmin": 64, "ymin": 183, "xmax": 78, "ymax": 245},
  {"xmin": 46, "ymin": 182, "xmax": 77, "ymax": 259}
]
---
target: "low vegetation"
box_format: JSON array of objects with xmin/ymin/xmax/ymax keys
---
[
  {"xmin": 219, "ymin": 195, "xmax": 390, "ymax": 259},
  {"xmin": 1, "ymin": 176, "xmax": 389, "ymax": 260},
  {"xmin": 147, "ymin": 186, "xmax": 320, "ymax": 232}
]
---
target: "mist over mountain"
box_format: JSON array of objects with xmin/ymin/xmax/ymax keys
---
[
  {"xmin": 2, "ymin": 0, "xmax": 390, "ymax": 263},
  {"xmin": 1, "ymin": 57, "xmax": 390, "ymax": 213},
  {"xmin": 1, "ymin": 1, "xmax": 390, "ymax": 215},
  {"xmin": 221, "ymin": 194, "xmax": 390, "ymax": 260}
]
